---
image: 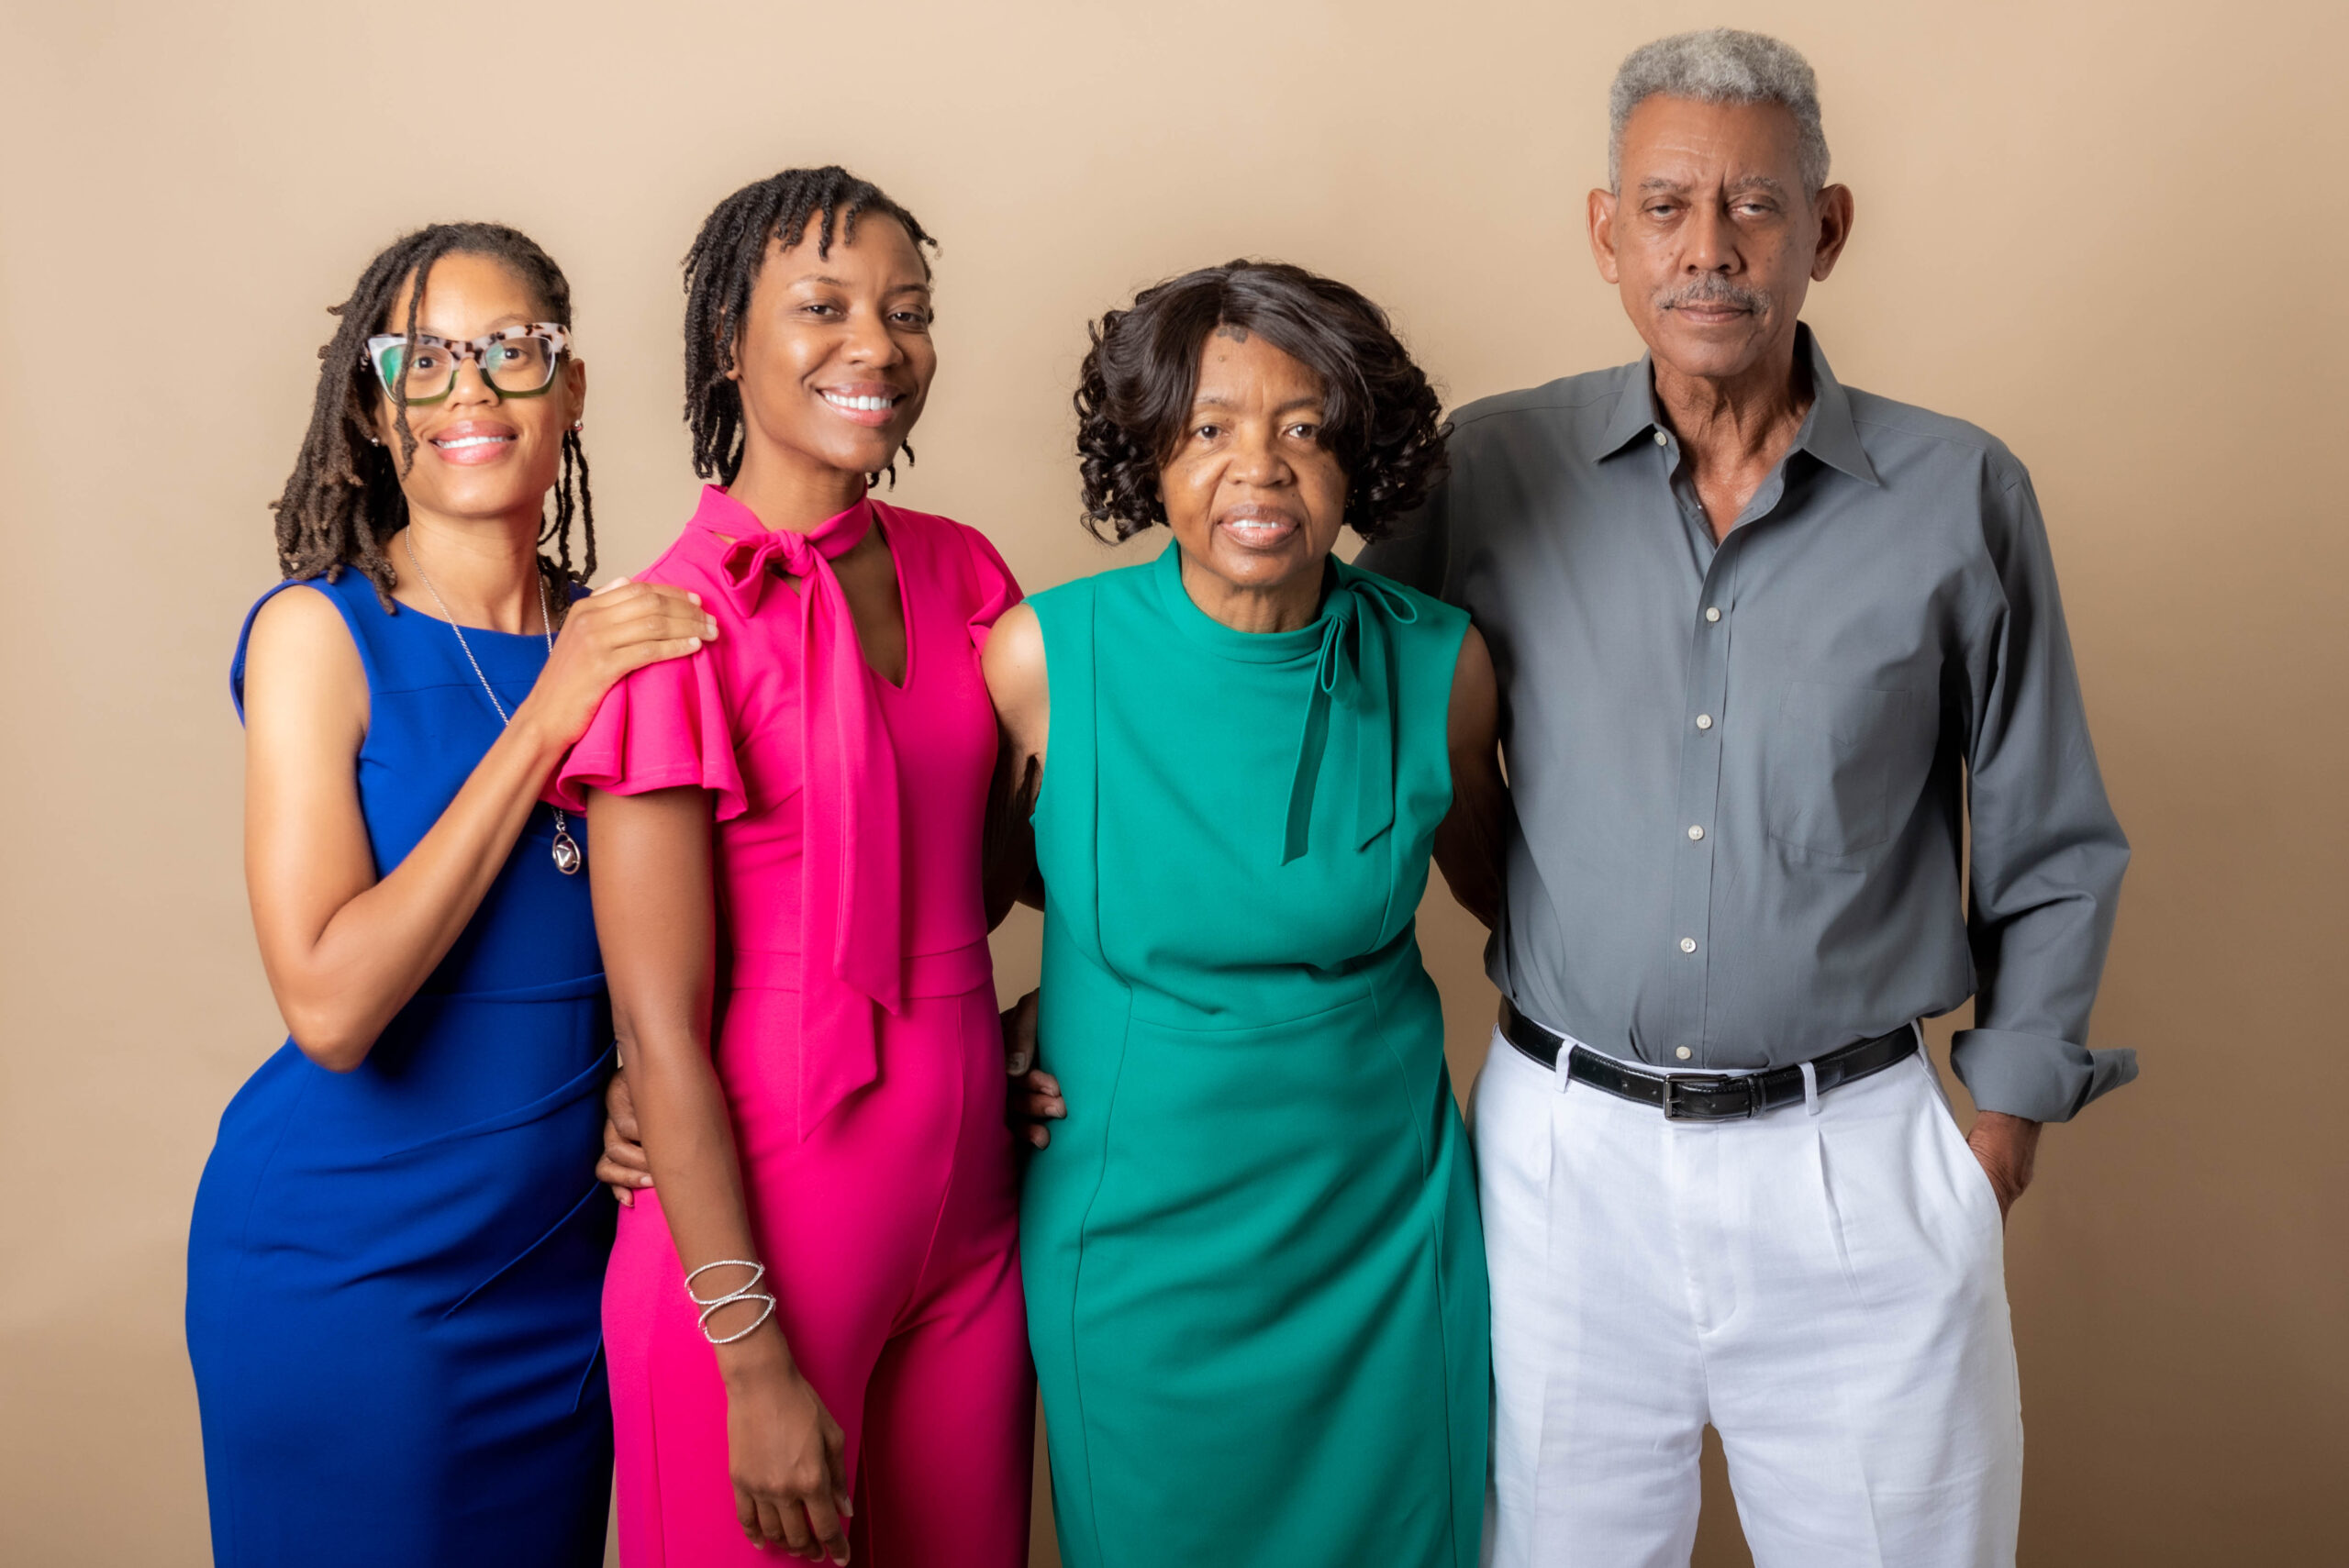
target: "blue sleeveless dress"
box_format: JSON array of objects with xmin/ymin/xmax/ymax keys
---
[{"xmin": 186, "ymin": 568, "xmax": 614, "ymax": 1567}]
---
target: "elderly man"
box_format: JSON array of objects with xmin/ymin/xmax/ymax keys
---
[{"xmin": 1359, "ymin": 28, "xmax": 2133, "ymax": 1568}]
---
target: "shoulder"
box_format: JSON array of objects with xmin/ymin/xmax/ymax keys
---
[
  {"xmin": 1843, "ymin": 384, "xmax": 2031, "ymax": 492},
  {"xmin": 875, "ymin": 503, "xmax": 1023, "ymax": 591},
  {"xmin": 246, "ymin": 578, "xmax": 364, "ymax": 672},
  {"xmin": 980, "ymin": 600, "xmax": 1047, "ymax": 715},
  {"xmin": 1445, "ymin": 361, "xmax": 1641, "ymax": 452},
  {"xmin": 874, "ymin": 502, "xmax": 978, "ymax": 558},
  {"xmin": 239, "ymin": 579, "xmax": 367, "ymax": 729},
  {"xmin": 1347, "ymin": 560, "xmax": 1470, "ymax": 640},
  {"xmin": 624, "ymin": 530, "xmax": 719, "ymax": 595},
  {"xmin": 1027, "ymin": 554, "xmax": 1152, "ymax": 618}
]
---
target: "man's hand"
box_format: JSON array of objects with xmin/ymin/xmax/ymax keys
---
[
  {"xmin": 599, "ymin": 1065, "xmax": 655, "ymax": 1206},
  {"xmin": 1965, "ymin": 1109, "xmax": 2041, "ymax": 1221},
  {"xmin": 1002, "ymin": 990, "xmax": 1065, "ymax": 1149}
]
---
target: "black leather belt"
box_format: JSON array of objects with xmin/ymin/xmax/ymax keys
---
[{"xmin": 1500, "ymin": 998, "xmax": 1916, "ymax": 1121}]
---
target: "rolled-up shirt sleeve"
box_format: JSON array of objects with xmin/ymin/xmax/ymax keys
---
[{"xmin": 1950, "ymin": 457, "xmax": 2135, "ymax": 1122}]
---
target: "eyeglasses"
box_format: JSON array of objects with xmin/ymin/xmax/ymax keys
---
[{"xmin": 362, "ymin": 322, "xmax": 571, "ymax": 404}]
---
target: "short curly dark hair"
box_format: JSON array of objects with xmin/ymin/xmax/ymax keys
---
[{"xmin": 1074, "ymin": 260, "xmax": 1445, "ymax": 543}]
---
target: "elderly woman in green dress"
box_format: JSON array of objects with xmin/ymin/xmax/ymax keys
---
[{"xmin": 985, "ymin": 260, "xmax": 1508, "ymax": 1568}]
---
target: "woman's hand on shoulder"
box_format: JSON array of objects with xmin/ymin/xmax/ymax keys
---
[{"xmin": 518, "ymin": 578, "xmax": 718, "ymax": 748}]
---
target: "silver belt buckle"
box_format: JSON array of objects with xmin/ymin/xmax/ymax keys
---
[{"xmin": 1659, "ymin": 1073, "xmax": 1761, "ymax": 1121}]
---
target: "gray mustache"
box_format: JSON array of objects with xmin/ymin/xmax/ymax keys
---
[{"xmin": 1660, "ymin": 279, "xmax": 1771, "ymax": 313}]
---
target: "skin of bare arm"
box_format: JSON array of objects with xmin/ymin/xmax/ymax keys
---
[
  {"xmin": 1431, "ymin": 625, "xmax": 1508, "ymax": 931},
  {"xmin": 586, "ymin": 784, "xmax": 853, "ymax": 1560},
  {"xmin": 244, "ymin": 250, "xmax": 715, "ymax": 1073}
]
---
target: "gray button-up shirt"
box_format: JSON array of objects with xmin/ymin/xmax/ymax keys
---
[{"xmin": 1359, "ymin": 326, "xmax": 2134, "ymax": 1122}]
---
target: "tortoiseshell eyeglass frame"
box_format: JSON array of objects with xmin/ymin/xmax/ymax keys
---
[{"xmin": 362, "ymin": 322, "xmax": 572, "ymax": 405}]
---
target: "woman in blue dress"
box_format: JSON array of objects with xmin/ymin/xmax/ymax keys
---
[{"xmin": 185, "ymin": 223, "xmax": 714, "ymax": 1566}]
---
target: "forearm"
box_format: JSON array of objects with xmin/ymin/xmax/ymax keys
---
[
  {"xmin": 588, "ymin": 784, "xmax": 801, "ymax": 1378},
  {"xmin": 261, "ymin": 715, "xmax": 570, "ymax": 1067},
  {"xmin": 628, "ymin": 1032, "xmax": 799, "ymax": 1378}
]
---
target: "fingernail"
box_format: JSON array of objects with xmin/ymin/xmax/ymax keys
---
[
  {"xmin": 618, "ymin": 1191, "xmax": 632, "ymax": 1207},
  {"xmin": 687, "ymin": 591, "xmax": 701, "ymax": 605},
  {"xmin": 638, "ymin": 1174, "xmax": 653, "ymax": 1186}
]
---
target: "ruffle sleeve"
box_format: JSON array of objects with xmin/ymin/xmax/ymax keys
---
[
  {"xmin": 546, "ymin": 647, "xmax": 748, "ymax": 820},
  {"xmin": 958, "ymin": 524, "xmax": 1025, "ymax": 651}
]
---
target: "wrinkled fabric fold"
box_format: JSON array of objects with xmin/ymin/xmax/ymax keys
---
[{"xmin": 715, "ymin": 499, "xmax": 902, "ymax": 1140}]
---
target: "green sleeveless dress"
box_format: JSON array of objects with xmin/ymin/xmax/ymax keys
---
[{"xmin": 1022, "ymin": 541, "xmax": 1489, "ymax": 1568}]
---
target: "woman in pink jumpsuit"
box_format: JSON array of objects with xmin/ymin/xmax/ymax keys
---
[{"xmin": 551, "ymin": 169, "xmax": 1034, "ymax": 1565}]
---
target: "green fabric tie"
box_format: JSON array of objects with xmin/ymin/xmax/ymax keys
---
[{"xmin": 1281, "ymin": 570, "xmax": 1419, "ymax": 864}]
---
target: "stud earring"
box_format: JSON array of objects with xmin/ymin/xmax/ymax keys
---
[{"xmin": 571, "ymin": 420, "xmax": 584, "ymax": 432}]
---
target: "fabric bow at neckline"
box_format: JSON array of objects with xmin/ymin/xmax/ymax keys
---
[
  {"xmin": 714, "ymin": 498, "xmax": 874, "ymax": 616},
  {"xmin": 1281, "ymin": 570, "xmax": 1419, "ymax": 864},
  {"xmin": 703, "ymin": 487, "xmax": 902, "ymax": 1140}
]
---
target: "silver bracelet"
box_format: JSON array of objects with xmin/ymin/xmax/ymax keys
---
[
  {"xmin": 685, "ymin": 1259, "xmax": 776, "ymax": 1345},
  {"xmin": 684, "ymin": 1259, "xmax": 766, "ymax": 1305},
  {"xmin": 703, "ymin": 1293, "xmax": 777, "ymax": 1345}
]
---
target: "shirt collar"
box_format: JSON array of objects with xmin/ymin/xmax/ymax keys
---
[
  {"xmin": 1794, "ymin": 327, "xmax": 1880, "ymax": 487},
  {"xmin": 1588, "ymin": 323, "xmax": 1880, "ymax": 489}
]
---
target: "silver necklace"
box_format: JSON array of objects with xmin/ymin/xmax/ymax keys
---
[{"xmin": 403, "ymin": 533, "xmax": 584, "ymax": 875}]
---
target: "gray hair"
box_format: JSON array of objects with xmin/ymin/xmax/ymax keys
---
[{"xmin": 1609, "ymin": 28, "xmax": 1831, "ymax": 195}]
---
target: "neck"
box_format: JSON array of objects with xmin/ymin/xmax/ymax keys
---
[
  {"xmin": 395, "ymin": 507, "xmax": 546, "ymax": 633},
  {"xmin": 1179, "ymin": 550, "xmax": 1326, "ymax": 634},
  {"xmin": 1651, "ymin": 331, "xmax": 1812, "ymax": 471},
  {"xmin": 728, "ymin": 439, "xmax": 871, "ymax": 534}
]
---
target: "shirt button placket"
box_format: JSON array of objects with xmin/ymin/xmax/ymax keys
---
[{"xmin": 1668, "ymin": 552, "xmax": 1734, "ymax": 1065}]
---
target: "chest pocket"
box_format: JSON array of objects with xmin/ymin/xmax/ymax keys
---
[{"xmin": 1763, "ymin": 681, "xmax": 1932, "ymax": 860}]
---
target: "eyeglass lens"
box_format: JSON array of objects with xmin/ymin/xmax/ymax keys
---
[{"xmin": 378, "ymin": 335, "xmax": 557, "ymax": 399}]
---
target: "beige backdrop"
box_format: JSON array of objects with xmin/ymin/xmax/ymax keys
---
[{"xmin": 3, "ymin": 1, "xmax": 2343, "ymax": 1562}]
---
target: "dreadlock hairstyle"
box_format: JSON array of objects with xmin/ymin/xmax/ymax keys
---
[
  {"xmin": 681, "ymin": 166, "xmax": 939, "ymax": 487},
  {"xmin": 270, "ymin": 222, "xmax": 596, "ymax": 612}
]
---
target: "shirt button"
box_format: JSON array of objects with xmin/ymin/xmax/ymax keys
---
[
  {"xmin": 1696, "ymin": 714, "xmax": 1713, "ymax": 730},
  {"xmin": 1705, "ymin": 606, "xmax": 1721, "ymax": 623},
  {"xmin": 1687, "ymin": 825, "xmax": 1705, "ymax": 840},
  {"xmin": 1679, "ymin": 937, "xmax": 1698, "ymax": 954},
  {"xmin": 1653, "ymin": 430, "xmax": 1669, "ymax": 447},
  {"xmin": 1675, "ymin": 1047, "xmax": 1693, "ymax": 1061}
]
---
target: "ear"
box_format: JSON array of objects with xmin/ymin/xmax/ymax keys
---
[
  {"xmin": 363, "ymin": 390, "xmax": 397, "ymax": 450},
  {"xmin": 1809, "ymin": 184, "xmax": 1856, "ymax": 282},
  {"xmin": 563, "ymin": 354, "xmax": 588, "ymax": 424},
  {"xmin": 1586, "ymin": 188, "xmax": 1622, "ymax": 285}
]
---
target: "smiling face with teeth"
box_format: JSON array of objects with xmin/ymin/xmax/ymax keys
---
[
  {"xmin": 1159, "ymin": 328, "xmax": 1349, "ymax": 633},
  {"xmin": 725, "ymin": 213, "xmax": 935, "ymax": 511},
  {"xmin": 370, "ymin": 250, "xmax": 586, "ymax": 539}
]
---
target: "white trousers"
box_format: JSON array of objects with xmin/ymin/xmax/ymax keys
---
[{"xmin": 1475, "ymin": 1028, "xmax": 2022, "ymax": 1568}]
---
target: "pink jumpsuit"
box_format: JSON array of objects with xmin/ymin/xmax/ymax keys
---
[{"xmin": 551, "ymin": 486, "xmax": 1032, "ymax": 1567}]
